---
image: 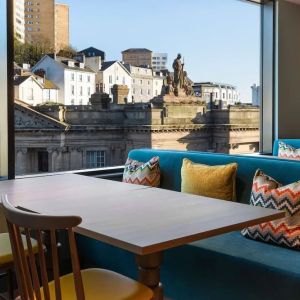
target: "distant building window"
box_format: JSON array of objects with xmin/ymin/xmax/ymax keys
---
[
  {"xmin": 140, "ymin": 89, "xmax": 143, "ymax": 95},
  {"xmin": 140, "ymin": 80, "xmax": 142, "ymax": 84},
  {"xmin": 79, "ymin": 75, "xmax": 83, "ymax": 82},
  {"xmin": 80, "ymin": 86, "xmax": 83, "ymax": 96},
  {"xmin": 148, "ymin": 80, "xmax": 150, "ymax": 85},
  {"xmin": 155, "ymin": 90, "xmax": 158, "ymax": 96},
  {"xmin": 109, "ymin": 75, "xmax": 112, "ymax": 84},
  {"xmin": 123, "ymin": 77, "xmax": 125, "ymax": 85},
  {"xmin": 147, "ymin": 89, "xmax": 150, "ymax": 95},
  {"xmin": 71, "ymin": 99, "xmax": 74, "ymax": 105},
  {"xmin": 87, "ymin": 87, "xmax": 91, "ymax": 96},
  {"xmin": 86, "ymin": 151, "xmax": 105, "ymax": 168},
  {"xmin": 71, "ymin": 73, "xmax": 74, "ymax": 81},
  {"xmin": 223, "ymin": 93, "xmax": 225, "ymax": 99},
  {"xmin": 87, "ymin": 75, "xmax": 90, "ymax": 82},
  {"xmin": 28, "ymin": 88, "xmax": 34, "ymax": 100},
  {"xmin": 133, "ymin": 79, "xmax": 135, "ymax": 84},
  {"xmin": 71, "ymin": 85, "xmax": 74, "ymax": 96},
  {"xmin": 133, "ymin": 88, "xmax": 135, "ymax": 94}
]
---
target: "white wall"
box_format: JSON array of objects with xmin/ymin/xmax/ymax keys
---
[
  {"xmin": 102, "ymin": 63, "xmax": 132, "ymax": 102},
  {"xmin": 64, "ymin": 69, "xmax": 95, "ymax": 105}
]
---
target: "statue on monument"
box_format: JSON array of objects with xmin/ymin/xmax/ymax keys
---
[{"xmin": 172, "ymin": 53, "xmax": 187, "ymax": 96}]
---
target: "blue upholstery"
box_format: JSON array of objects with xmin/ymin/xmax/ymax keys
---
[
  {"xmin": 273, "ymin": 139, "xmax": 300, "ymax": 156},
  {"xmin": 78, "ymin": 149, "xmax": 300, "ymax": 300}
]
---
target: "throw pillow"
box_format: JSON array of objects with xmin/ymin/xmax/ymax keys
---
[
  {"xmin": 278, "ymin": 141, "xmax": 300, "ymax": 159},
  {"xmin": 241, "ymin": 169, "xmax": 300, "ymax": 249},
  {"xmin": 123, "ymin": 156, "xmax": 160, "ymax": 187},
  {"xmin": 181, "ymin": 158, "xmax": 238, "ymax": 201}
]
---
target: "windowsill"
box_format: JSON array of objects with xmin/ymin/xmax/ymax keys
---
[{"xmin": 16, "ymin": 165, "xmax": 125, "ymax": 180}]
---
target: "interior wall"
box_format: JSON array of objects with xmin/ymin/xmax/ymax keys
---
[{"xmin": 276, "ymin": 0, "xmax": 300, "ymax": 138}]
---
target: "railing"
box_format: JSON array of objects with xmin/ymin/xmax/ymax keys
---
[{"xmin": 16, "ymin": 165, "xmax": 125, "ymax": 181}]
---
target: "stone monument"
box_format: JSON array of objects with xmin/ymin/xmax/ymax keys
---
[{"xmin": 152, "ymin": 53, "xmax": 202, "ymax": 107}]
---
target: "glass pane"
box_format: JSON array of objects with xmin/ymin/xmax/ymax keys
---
[
  {"xmin": 0, "ymin": 0, "xmax": 8, "ymax": 179},
  {"xmin": 13, "ymin": 0, "xmax": 261, "ymax": 175}
]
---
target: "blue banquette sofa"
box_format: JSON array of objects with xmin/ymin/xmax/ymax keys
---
[{"xmin": 77, "ymin": 149, "xmax": 300, "ymax": 300}]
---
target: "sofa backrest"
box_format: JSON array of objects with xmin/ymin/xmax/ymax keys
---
[
  {"xmin": 128, "ymin": 149, "xmax": 300, "ymax": 204},
  {"xmin": 273, "ymin": 139, "xmax": 300, "ymax": 156}
]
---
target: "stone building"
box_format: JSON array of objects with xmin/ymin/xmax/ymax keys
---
[
  {"xmin": 15, "ymin": 90, "xmax": 259, "ymax": 175},
  {"xmin": 122, "ymin": 48, "xmax": 153, "ymax": 67},
  {"xmin": 124, "ymin": 64, "xmax": 165, "ymax": 103}
]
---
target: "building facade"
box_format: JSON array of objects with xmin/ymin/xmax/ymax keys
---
[
  {"xmin": 152, "ymin": 53, "xmax": 168, "ymax": 72},
  {"xmin": 13, "ymin": 0, "xmax": 25, "ymax": 42},
  {"xmin": 99, "ymin": 61, "xmax": 132, "ymax": 101},
  {"xmin": 124, "ymin": 65, "xmax": 164, "ymax": 103},
  {"xmin": 251, "ymin": 84, "xmax": 261, "ymax": 106},
  {"xmin": 31, "ymin": 55, "xmax": 96, "ymax": 105},
  {"xmin": 15, "ymin": 94, "xmax": 259, "ymax": 176},
  {"xmin": 122, "ymin": 48, "xmax": 152, "ymax": 67},
  {"xmin": 193, "ymin": 82, "xmax": 240, "ymax": 108},
  {"xmin": 55, "ymin": 3, "xmax": 69, "ymax": 51},
  {"xmin": 14, "ymin": 73, "xmax": 59, "ymax": 105},
  {"xmin": 13, "ymin": 0, "xmax": 69, "ymax": 51}
]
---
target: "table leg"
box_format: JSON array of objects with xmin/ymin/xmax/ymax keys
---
[{"xmin": 136, "ymin": 252, "xmax": 163, "ymax": 300}]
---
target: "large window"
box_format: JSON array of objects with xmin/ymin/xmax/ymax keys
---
[{"xmin": 11, "ymin": 0, "xmax": 262, "ymax": 176}]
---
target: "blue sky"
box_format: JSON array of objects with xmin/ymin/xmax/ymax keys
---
[{"xmin": 61, "ymin": 0, "xmax": 260, "ymax": 102}]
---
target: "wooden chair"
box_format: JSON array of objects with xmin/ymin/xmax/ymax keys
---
[
  {"xmin": 0, "ymin": 219, "xmax": 39, "ymax": 299},
  {"xmin": 0, "ymin": 195, "xmax": 153, "ymax": 300}
]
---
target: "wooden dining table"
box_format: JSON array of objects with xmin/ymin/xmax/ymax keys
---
[{"xmin": 0, "ymin": 174, "xmax": 284, "ymax": 300}]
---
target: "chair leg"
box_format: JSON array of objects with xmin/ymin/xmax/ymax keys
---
[{"xmin": 7, "ymin": 269, "xmax": 14, "ymax": 300}]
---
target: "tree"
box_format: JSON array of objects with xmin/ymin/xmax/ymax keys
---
[
  {"xmin": 57, "ymin": 45, "xmax": 77, "ymax": 59},
  {"xmin": 14, "ymin": 38, "xmax": 54, "ymax": 67}
]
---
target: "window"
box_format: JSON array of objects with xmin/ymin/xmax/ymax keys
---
[
  {"xmin": 86, "ymin": 151, "xmax": 105, "ymax": 168},
  {"xmin": 10, "ymin": 0, "xmax": 262, "ymax": 177}
]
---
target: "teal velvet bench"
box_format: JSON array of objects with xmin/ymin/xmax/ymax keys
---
[{"xmin": 77, "ymin": 149, "xmax": 300, "ymax": 300}]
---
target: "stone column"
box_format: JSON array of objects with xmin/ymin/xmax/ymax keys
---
[
  {"xmin": 112, "ymin": 84, "xmax": 129, "ymax": 104},
  {"xmin": 15, "ymin": 148, "xmax": 28, "ymax": 175}
]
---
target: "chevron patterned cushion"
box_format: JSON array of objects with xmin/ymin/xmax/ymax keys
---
[
  {"xmin": 278, "ymin": 141, "xmax": 300, "ymax": 159},
  {"xmin": 241, "ymin": 170, "xmax": 300, "ymax": 249},
  {"xmin": 122, "ymin": 156, "xmax": 160, "ymax": 187}
]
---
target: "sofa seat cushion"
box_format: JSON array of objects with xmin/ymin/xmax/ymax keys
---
[{"xmin": 190, "ymin": 231, "xmax": 300, "ymax": 276}]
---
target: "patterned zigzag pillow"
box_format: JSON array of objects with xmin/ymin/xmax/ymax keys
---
[
  {"xmin": 241, "ymin": 169, "xmax": 300, "ymax": 250},
  {"xmin": 123, "ymin": 156, "xmax": 160, "ymax": 187},
  {"xmin": 278, "ymin": 141, "xmax": 300, "ymax": 159}
]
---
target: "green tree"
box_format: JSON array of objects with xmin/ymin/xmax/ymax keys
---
[
  {"xmin": 57, "ymin": 45, "xmax": 77, "ymax": 59},
  {"xmin": 14, "ymin": 38, "xmax": 54, "ymax": 67}
]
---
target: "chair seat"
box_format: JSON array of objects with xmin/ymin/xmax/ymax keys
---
[
  {"xmin": 0, "ymin": 233, "xmax": 38, "ymax": 266},
  {"xmin": 43, "ymin": 268, "xmax": 153, "ymax": 300}
]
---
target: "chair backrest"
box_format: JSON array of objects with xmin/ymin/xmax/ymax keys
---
[{"xmin": 0, "ymin": 194, "xmax": 85, "ymax": 300}]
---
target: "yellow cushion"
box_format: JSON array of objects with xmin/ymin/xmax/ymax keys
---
[
  {"xmin": 181, "ymin": 158, "xmax": 238, "ymax": 201},
  {"xmin": 0, "ymin": 232, "xmax": 39, "ymax": 266},
  {"xmin": 42, "ymin": 268, "xmax": 153, "ymax": 300}
]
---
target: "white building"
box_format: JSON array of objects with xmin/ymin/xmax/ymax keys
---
[
  {"xmin": 124, "ymin": 65, "xmax": 164, "ymax": 103},
  {"xmin": 152, "ymin": 53, "xmax": 168, "ymax": 72},
  {"xmin": 251, "ymin": 84, "xmax": 261, "ymax": 106},
  {"xmin": 13, "ymin": 0, "xmax": 25, "ymax": 43},
  {"xmin": 193, "ymin": 82, "xmax": 240, "ymax": 108},
  {"xmin": 31, "ymin": 55, "xmax": 96, "ymax": 105},
  {"xmin": 99, "ymin": 61, "xmax": 132, "ymax": 101},
  {"xmin": 14, "ymin": 73, "xmax": 59, "ymax": 106}
]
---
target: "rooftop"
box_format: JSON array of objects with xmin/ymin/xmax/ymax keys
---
[{"xmin": 122, "ymin": 48, "xmax": 152, "ymax": 54}]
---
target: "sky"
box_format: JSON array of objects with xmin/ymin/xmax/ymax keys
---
[{"xmin": 61, "ymin": 0, "xmax": 261, "ymax": 102}]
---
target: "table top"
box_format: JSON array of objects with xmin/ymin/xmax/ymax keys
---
[{"xmin": 0, "ymin": 174, "xmax": 285, "ymax": 255}]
